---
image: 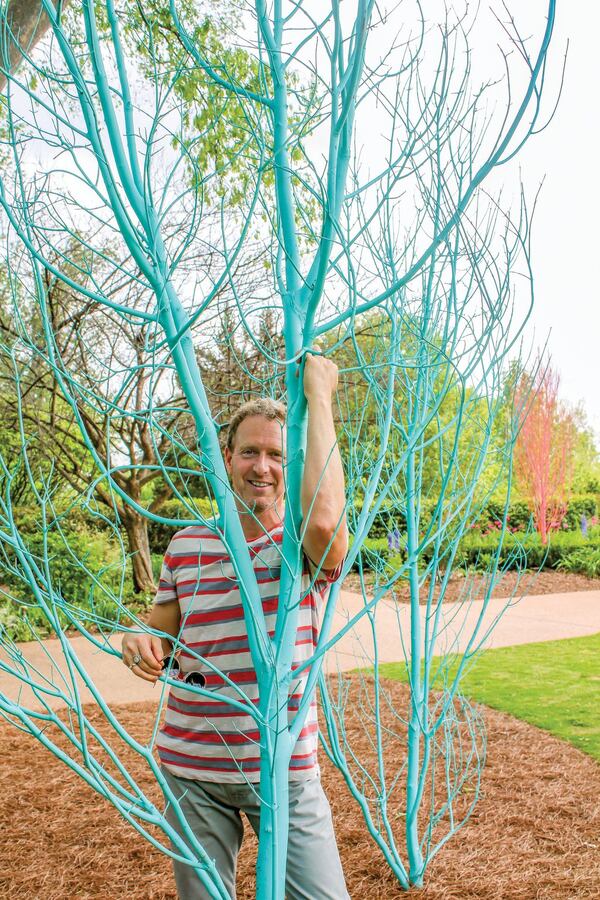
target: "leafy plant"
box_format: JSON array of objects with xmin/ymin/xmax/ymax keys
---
[{"xmin": 556, "ymin": 546, "xmax": 600, "ymax": 578}]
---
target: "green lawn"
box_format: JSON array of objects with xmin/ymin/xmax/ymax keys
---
[{"xmin": 378, "ymin": 632, "xmax": 600, "ymax": 762}]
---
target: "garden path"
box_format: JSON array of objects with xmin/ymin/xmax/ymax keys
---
[
  {"xmin": 1, "ymin": 588, "xmax": 599, "ymax": 711},
  {"xmin": 326, "ymin": 587, "xmax": 600, "ymax": 672}
]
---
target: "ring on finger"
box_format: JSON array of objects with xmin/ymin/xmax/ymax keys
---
[{"xmin": 131, "ymin": 653, "xmax": 142, "ymax": 666}]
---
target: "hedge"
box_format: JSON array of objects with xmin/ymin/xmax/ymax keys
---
[
  {"xmin": 349, "ymin": 529, "xmax": 600, "ymax": 573},
  {"xmin": 563, "ymin": 495, "xmax": 598, "ymax": 530},
  {"xmin": 348, "ymin": 493, "xmax": 600, "ymax": 542},
  {"xmin": 455, "ymin": 530, "xmax": 600, "ymax": 571}
]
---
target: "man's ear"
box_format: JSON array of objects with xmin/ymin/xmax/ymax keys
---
[{"xmin": 224, "ymin": 446, "xmax": 232, "ymax": 476}]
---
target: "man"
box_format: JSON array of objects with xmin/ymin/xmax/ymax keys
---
[{"xmin": 122, "ymin": 354, "xmax": 349, "ymax": 899}]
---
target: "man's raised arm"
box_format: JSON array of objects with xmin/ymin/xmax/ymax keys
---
[{"xmin": 300, "ymin": 354, "xmax": 348, "ymax": 572}]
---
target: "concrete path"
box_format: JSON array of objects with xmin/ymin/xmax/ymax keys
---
[
  {"xmin": 1, "ymin": 589, "xmax": 598, "ymax": 711},
  {"xmin": 325, "ymin": 588, "xmax": 600, "ymax": 673}
]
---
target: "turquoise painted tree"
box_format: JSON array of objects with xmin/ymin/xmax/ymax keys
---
[{"xmin": 0, "ymin": 0, "xmax": 557, "ymax": 895}]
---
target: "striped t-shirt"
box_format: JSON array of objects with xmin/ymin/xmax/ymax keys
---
[{"xmin": 154, "ymin": 523, "xmax": 338, "ymax": 783}]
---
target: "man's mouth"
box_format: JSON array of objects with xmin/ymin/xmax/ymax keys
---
[{"xmin": 248, "ymin": 480, "xmax": 272, "ymax": 488}]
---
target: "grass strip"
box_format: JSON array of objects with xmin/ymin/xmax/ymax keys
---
[{"xmin": 378, "ymin": 632, "xmax": 600, "ymax": 762}]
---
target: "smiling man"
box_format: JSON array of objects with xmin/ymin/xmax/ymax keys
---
[
  {"xmin": 122, "ymin": 354, "xmax": 349, "ymax": 899},
  {"xmin": 223, "ymin": 397, "xmax": 287, "ymax": 538}
]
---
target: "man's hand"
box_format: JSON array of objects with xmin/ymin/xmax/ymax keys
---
[
  {"xmin": 302, "ymin": 353, "xmax": 338, "ymax": 403},
  {"xmin": 122, "ymin": 598, "xmax": 181, "ymax": 682},
  {"xmin": 121, "ymin": 631, "xmax": 169, "ymax": 684}
]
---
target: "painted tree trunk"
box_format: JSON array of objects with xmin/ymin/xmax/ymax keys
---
[
  {"xmin": 0, "ymin": 0, "xmax": 558, "ymax": 896},
  {"xmin": 405, "ymin": 451, "xmax": 425, "ymax": 887},
  {"xmin": 256, "ymin": 691, "xmax": 293, "ymax": 900}
]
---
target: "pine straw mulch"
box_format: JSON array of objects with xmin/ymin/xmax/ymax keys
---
[
  {"xmin": 342, "ymin": 568, "xmax": 600, "ymax": 603},
  {"xmin": 1, "ymin": 676, "xmax": 599, "ymax": 900}
]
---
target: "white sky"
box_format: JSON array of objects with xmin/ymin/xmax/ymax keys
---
[
  {"xmin": 357, "ymin": 0, "xmax": 600, "ymax": 437},
  {"xmin": 505, "ymin": 2, "xmax": 600, "ymax": 437},
  {"xmin": 311, "ymin": 0, "xmax": 599, "ymax": 434}
]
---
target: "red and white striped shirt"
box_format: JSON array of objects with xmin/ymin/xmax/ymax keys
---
[{"xmin": 154, "ymin": 523, "xmax": 338, "ymax": 783}]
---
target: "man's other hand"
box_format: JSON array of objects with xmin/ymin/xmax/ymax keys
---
[{"xmin": 121, "ymin": 631, "xmax": 165, "ymax": 683}]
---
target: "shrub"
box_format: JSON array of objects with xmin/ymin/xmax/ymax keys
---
[
  {"xmin": 478, "ymin": 499, "xmax": 532, "ymax": 532},
  {"xmin": 556, "ymin": 546, "xmax": 600, "ymax": 578},
  {"xmin": 563, "ymin": 495, "xmax": 599, "ymax": 531},
  {"xmin": 0, "ymin": 512, "xmax": 145, "ymax": 641},
  {"xmin": 457, "ymin": 529, "xmax": 600, "ymax": 572},
  {"xmin": 2, "ymin": 524, "xmax": 124, "ymax": 598},
  {"xmin": 348, "ymin": 502, "xmax": 405, "ymax": 541},
  {"xmin": 348, "ymin": 498, "xmax": 439, "ymax": 541},
  {"xmin": 148, "ymin": 496, "xmax": 215, "ymax": 552}
]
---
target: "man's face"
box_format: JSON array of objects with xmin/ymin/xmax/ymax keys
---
[{"xmin": 224, "ymin": 415, "xmax": 285, "ymax": 515}]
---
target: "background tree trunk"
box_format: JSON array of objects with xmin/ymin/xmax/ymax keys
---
[
  {"xmin": 121, "ymin": 508, "xmax": 156, "ymax": 594},
  {"xmin": 0, "ymin": 1, "xmax": 70, "ymax": 91}
]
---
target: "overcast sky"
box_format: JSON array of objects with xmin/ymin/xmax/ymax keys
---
[
  {"xmin": 511, "ymin": 2, "xmax": 600, "ymax": 436},
  {"xmin": 313, "ymin": 0, "xmax": 599, "ymax": 433}
]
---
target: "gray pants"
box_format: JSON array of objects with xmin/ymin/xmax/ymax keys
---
[{"xmin": 161, "ymin": 767, "xmax": 350, "ymax": 900}]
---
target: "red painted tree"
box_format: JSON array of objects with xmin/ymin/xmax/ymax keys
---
[{"xmin": 514, "ymin": 365, "xmax": 576, "ymax": 544}]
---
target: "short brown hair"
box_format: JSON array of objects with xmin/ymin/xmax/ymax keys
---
[{"xmin": 226, "ymin": 398, "xmax": 287, "ymax": 451}]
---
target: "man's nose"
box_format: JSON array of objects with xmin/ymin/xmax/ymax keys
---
[{"xmin": 252, "ymin": 454, "xmax": 269, "ymax": 474}]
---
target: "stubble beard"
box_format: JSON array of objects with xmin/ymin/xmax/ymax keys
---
[{"xmin": 239, "ymin": 488, "xmax": 284, "ymax": 519}]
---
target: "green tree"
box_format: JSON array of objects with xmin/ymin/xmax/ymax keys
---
[
  {"xmin": 324, "ymin": 311, "xmax": 513, "ymax": 538},
  {"xmin": 0, "ymin": 0, "xmax": 285, "ymax": 591},
  {"xmin": 570, "ymin": 408, "xmax": 600, "ymax": 494}
]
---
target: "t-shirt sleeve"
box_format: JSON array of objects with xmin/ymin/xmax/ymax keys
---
[
  {"xmin": 153, "ymin": 538, "xmax": 178, "ymax": 606},
  {"xmin": 304, "ymin": 553, "xmax": 344, "ymax": 589}
]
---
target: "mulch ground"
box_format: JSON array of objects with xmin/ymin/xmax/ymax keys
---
[
  {"xmin": 342, "ymin": 568, "xmax": 600, "ymax": 603},
  {"xmin": 1, "ymin": 678, "xmax": 599, "ymax": 899}
]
